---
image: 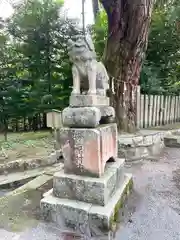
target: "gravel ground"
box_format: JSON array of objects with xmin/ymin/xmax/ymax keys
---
[
  {"xmin": 1, "ymin": 147, "xmax": 180, "ymax": 239},
  {"xmin": 115, "ymin": 147, "xmax": 180, "ymax": 240}
]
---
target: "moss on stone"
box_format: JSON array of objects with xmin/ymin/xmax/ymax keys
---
[
  {"xmin": 109, "ymin": 177, "xmax": 133, "ymax": 230},
  {"xmin": 128, "ymin": 178, "xmax": 134, "ymax": 191},
  {"xmin": 114, "ymin": 198, "xmax": 123, "ymax": 222}
]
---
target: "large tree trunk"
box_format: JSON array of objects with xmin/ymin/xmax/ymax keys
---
[{"xmin": 101, "ymin": 0, "xmax": 153, "ymax": 132}]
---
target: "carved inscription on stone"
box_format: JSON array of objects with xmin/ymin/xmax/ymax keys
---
[{"xmin": 60, "ymin": 124, "xmax": 117, "ymax": 177}]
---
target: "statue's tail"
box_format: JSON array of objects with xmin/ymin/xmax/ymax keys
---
[
  {"xmin": 98, "ymin": 62, "xmax": 109, "ymax": 89},
  {"xmin": 99, "ymin": 62, "xmax": 109, "ymax": 78}
]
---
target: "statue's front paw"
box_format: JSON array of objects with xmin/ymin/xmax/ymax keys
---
[
  {"xmin": 71, "ymin": 90, "xmax": 80, "ymax": 95},
  {"xmin": 87, "ymin": 90, "xmax": 96, "ymax": 95}
]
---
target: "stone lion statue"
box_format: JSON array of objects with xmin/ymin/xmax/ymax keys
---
[{"xmin": 67, "ymin": 33, "xmax": 109, "ymax": 96}]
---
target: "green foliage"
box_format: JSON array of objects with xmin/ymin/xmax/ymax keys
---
[
  {"xmin": 1, "ymin": 0, "xmax": 180, "ymax": 136},
  {"xmin": 92, "ymin": 1, "xmax": 180, "ymax": 95},
  {"xmin": 141, "ymin": 4, "xmax": 180, "ymax": 94},
  {"xmin": 0, "ymin": 0, "xmax": 78, "ymax": 134},
  {"xmin": 91, "ymin": 10, "xmax": 107, "ymax": 60}
]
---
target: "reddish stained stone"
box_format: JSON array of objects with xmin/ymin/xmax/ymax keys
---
[
  {"xmin": 61, "ymin": 124, "xmax": 118, "ymax": 177},
  {"xmin": 84, "ymin": 139, "xmax": 101, "ymax": 175},
  {"xmin": 101, "ymin": 132, "xmax": 116, "ymax": 162}
]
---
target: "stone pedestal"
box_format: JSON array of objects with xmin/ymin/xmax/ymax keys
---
[
  {"xmin": 69, "ymin": 94, "xmax": 109, "ymax": 107},
  {"xmin": 53, "ymin": 159, "xmax": 124, "ymax": 206},
  {"xmin": 41, "ymin": 92, "xmax": 133, "ymax": 235},
  {"xmin": 59, "ymin": 123, "xmax": 117, "ymax": 177},
  {"xmin": 63, "ymin": 95, "xmax": 115, "ymax": 127},
  {"xmin": 41, "ymin": 159, "xmax": 133, "ymax": 234}
]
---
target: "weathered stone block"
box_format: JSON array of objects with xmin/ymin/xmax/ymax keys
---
[
  {"xmin": 66, "ymin": 96, "xmax": 115, "ymax": 126},
  {"xmin": 59, "ymin": 123, "xmax": 118, "ymax": 177},
  {"xmin": 105, "ymin": 159, "xmax": 125, "ymax": 185},
  {"xmin": 143, "ymin": 135, "xmax": 153, "ymax": 146},
  {"xmin": 164, "ymin": 135, "xmax": 180, "ymax": 148},
  {"xmin": 88, "ymin": 174, "xmax": 132, "ymax": 232},
  {"xmin": 118, "ymin": 131, "xmax": 167, "ymax": 163},
  {"xmin": 40, "ymin": 173, "xmax": 133, "ymax": 234},
  {"xmin": 132, "ymin": 136, "xmax": 144, "ymax": 146},
  {"xmin": 53, "ymin": 159, "xmax": 125, "ymax": 206},
  {"xmin": 62, "ymin": 107, "xmax": 101, "ymax": 128},
  {"xmin": 152, "ymin": 133, "xmax": 162, "ymax": 144},
  {"xmin": 147, "ymin": 141, "xmax": 164, "ymax": 157},
  {"xmin": 69, "ymin": 94, "xmax": 109, "ymax": 107},
  {"xmin": 41, "ymin": 195, "xmax": 91, "ymax": 233},
  {"xmin": 99, "ymin": 106, "xmax": 115, "ymax": 124}
]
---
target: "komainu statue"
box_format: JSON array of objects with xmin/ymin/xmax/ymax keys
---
[{"xmin": 67, "ymin": 33, "xmax": 109, "ymax": 96}]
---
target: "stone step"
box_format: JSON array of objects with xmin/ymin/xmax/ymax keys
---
[
  {"xmin": 0, "ymin": 150, "xmax": 62, "ymax": 175},
  {"xmin": 5, "ymin": 174, "xmax": 53, "ymax": 197},
  {"xmin": 164, "ymin": 134, "xmax": 180, "ymax": 148},
  {"xmin": 118, "ymin": 130, "xmax": 166, "ymax": 162},
  {"xmin": 40, "ymin": 173, "xmax": 133, "ymax": 234},
  {"xmin": 0, "ymin": 163, "xmax": 63, "ymax": 187},
  {"xmin": 53, "ymin": 158, "xmax": 125, "ymax": 206}
]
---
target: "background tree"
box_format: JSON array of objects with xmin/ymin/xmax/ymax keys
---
[
  {"xmin": 1, "ymin": 0, "xmax": 180, "ymax": 137},
  {"xmin": 92, "ymin": 0, "xmax": 180, "ymax": 132},
  {"xmin": 140, "ymin": 0, "xmax": 180, "ymax": 94},
  {"xmin": 0, "ymin": 0, "xmax": 78, "ymax": 136},
  {"xmin": 96, "ymin": 0, "xmax": 180, "ymax": 131},
  {"xmin": 0, "ymin": 17, "xmax": 19, "ymax": 139},
  {"xmin": 100, "ymin": 0, "xmax": 154, "ymax": 132}
]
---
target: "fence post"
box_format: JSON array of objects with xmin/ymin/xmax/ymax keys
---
[
  {"xmin": 149, "ymin": 95, "xmax": 153, "ymax": 128},
  {"xmin": 136, "ymin": 85, "xmax": 141, "ymax": 129},
  {"xmin": 159, "ymin": 95, "xmax": 164, "ymax": 125},
  {"xmin": 144, "ymin": 94, "xmax": 149, "ymax": 128},
  {"xmin": 175, "ymin": 96, "xmax": 178, "ymax": 122},
  {"xmin": 165, "ymin": 95, "xmax": 168, "ymax": 124},
  {"xmin": 153, "ymin": 95, "xmax": 157, "ymax": 126}
]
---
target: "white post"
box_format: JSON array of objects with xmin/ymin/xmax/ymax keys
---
[{"xmin": 136, "ymin": 86, "xmax": 141, "ymax": 129}]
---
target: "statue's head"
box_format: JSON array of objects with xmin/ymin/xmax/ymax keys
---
[{"xmin": 67, "ymin": 32, "xmax": 96, "ymax": 61}]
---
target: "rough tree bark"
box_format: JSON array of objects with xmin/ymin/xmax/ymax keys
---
[{"xmin": 101, "ymin": 0, "xmax": 154, "ymax": 132}]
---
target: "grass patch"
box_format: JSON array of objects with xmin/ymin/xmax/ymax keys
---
[
  {"xmin": 0, "ymin": 131, "xmax": 54, "ymax": 162},
  {"xmin": 0, "ymin": 131, "xmax": 51, "ymax": 143}
]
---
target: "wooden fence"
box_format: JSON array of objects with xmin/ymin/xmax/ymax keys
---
[{"xmin": 136, "ymin": 87, "xmax": 180, "ymax": 129}]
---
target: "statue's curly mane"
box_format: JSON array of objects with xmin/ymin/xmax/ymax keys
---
[{"xmin": 68, "ymin": 34, "xmax": 96, "ymax": 62}]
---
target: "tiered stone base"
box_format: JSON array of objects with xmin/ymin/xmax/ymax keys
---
[
  {"xmin": 62, "ymin": 95, "xmax": 115, "ymax": 128},
  {"xmin": 40, "ymin": 159, "xmax": 133, "ymax": 233}
]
